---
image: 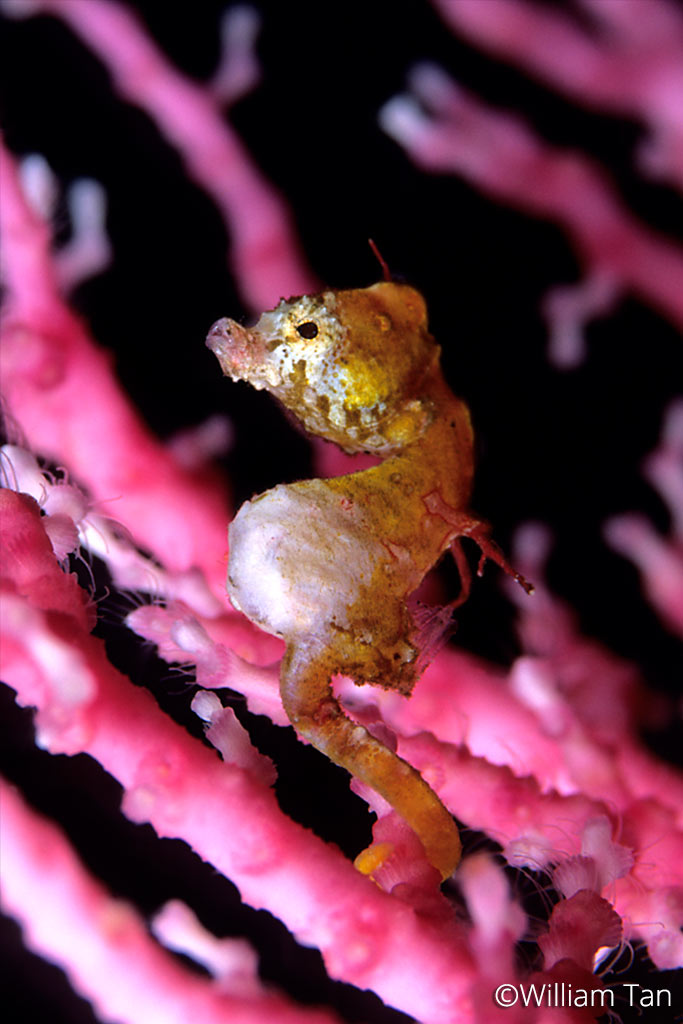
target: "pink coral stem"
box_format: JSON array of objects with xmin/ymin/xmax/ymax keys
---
[
  {"xmin": 381, "ymin": 65, "xmax": 683, "ymax": 331},
  {"xmin": 0, "ymin": 488, "xmax": 475, "ymax": 1024},
  {"xmin": 0, "ymin": 780, "xmax": 344, "ymax": 1024},
  {"xmin": 32, "ymin": 0, "xmax": 316, "ymax": 311},
  {"xmin": 0, "ymin": 142, "xmax": 231, "ymax": 596},
  {"xmin": 435, "ymin": 0, "xmax": 683, "ymax": 189}
]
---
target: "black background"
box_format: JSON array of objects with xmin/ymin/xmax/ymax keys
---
[{"xmin": 2, "ymin": 2, "xmax": 682, "ymax": 1022}]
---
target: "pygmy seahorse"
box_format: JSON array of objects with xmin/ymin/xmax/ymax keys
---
[{"xmin": 207, "ymin": 280, "xmax": 531, "ymax": 880}]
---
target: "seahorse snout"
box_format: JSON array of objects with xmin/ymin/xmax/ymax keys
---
[{"xmin": 206, "ymin": 318, "xmax": 267, "ymax": 382}]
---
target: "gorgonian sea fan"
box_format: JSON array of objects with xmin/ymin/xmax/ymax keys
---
[{"xmin": 1, "ymin": 2, "xmax": 682, "ymax": 1023}]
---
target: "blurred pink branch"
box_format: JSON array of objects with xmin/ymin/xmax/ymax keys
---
[
  {"xmin": 383, "ymin": 0, "xmax": 683, "ymax": 374},
  {"xmin": 2, "ymin": 0, "xmax": 315, "ymax": 311},
  {"xmin": 380, "ymin": 62, "xmax": 683, "ymax": 368},
  {"xmin": 605, "ymin": 399, "xmax": 683, "ymax": 638},
  {"xmin": 433, "ymin": 0, "xmax": 683, "ymax": 189}
]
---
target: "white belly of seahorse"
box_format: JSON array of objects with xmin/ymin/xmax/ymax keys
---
[{"xmin": 227, "ymin": 482, "xmax": 383, "ymax": 642}]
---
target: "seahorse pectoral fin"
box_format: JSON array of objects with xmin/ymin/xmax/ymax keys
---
[
  {"xmin": 280, "ymin": 644, "xmax": 461, "ymax": 880},
  {"xmin": 424, "ymin": 492, "xmax": 534, "ymax": 597}
]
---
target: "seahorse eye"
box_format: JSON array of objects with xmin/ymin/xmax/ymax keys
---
[{"xmin": 296, "ymin": 321, "xmax": 318, "ymax": 339}]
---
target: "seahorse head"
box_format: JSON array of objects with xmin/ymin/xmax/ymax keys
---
[{"xmin": 206, "ymin": 282, "xmax": 440, "ymax": 454}]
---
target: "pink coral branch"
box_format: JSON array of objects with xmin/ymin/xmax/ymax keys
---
[
  {"xmin": 434, "ymin": 0, "xmax": 683, "ymax": 189},
  {"xmin": 5, "ymin": 0, "xmax": 316, "ymax": 311},
  {"xmin": 0, "ymin": 142, "xmax": 232, "ymax": 595},
  {"xmin": 333, "ymin": 513, "xmax": 683, "ymax": 968},
  {"xmin": 380, "ymin": 64, "xmax": 683, "ymax": 335},
  {"xmin": 605, "ymin": 400, "xmax": 683, "ymax": 638},
  {"xmin": 606, "ymin": 513, "xmax": 683, "ymax": 637},
  {"xmin": 127, "ymin": 528, "xmax": 683, "ymax": 965},
  {"xmin": 0, "ymin": 780, "xmax": 345, "ymax": 1024},
  {"xmin": 0, "ymin": 487, "xmax": 476, "ymax": 1024},
  {"xmin": 4, "ymin": 433, "xmax": 681, "ymax": 995},
  {"xmin": 339, "ymin": 677, "xmax": 683, "ymax": 967}
]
